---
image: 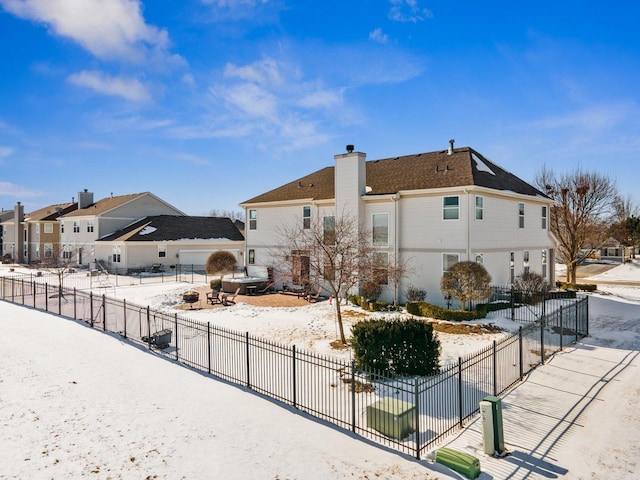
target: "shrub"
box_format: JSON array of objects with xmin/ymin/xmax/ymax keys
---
[
  {"xmin": 210, "ymin": 278, "xmax": 222, "ymax": 290},
  {"xmin": 351, "ymin": 317, "xmax": 440, "ymax": 377},
  {"xmin": 206, "ymin": 251, "xmax": 237, "ymax": 278},
  {"xmin": 558, "ymin": 283, "xmax": 597, "ymax": 292},
  {"xmin": 512, "ymin": 272, "xmax": 550, "ymax": 305},
  {"xmin": 405, "ymin": 284, "xmax": 427, "ymax": 302},
  {"xmin": 360, "ymin": 280, "xmax": 383, "ymax": 301},
  {"xmin": 440, "ymin": 261, "xmax": 492, "ymax": 311},
  {"xmin": 406, "ymin": 301, "xmax": 487, "ymax": 321}
]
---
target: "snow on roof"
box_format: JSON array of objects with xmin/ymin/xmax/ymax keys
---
[
  {"xmin": 139, "ymin": 226, "xmax": 157, "ymax": 235},
  {"xmin": 471, "ymin": 152, "xmax": 496, "ymax": 175}
]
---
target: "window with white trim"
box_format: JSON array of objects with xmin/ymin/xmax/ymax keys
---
[
  {"xmin": 323, "ymin": 216, "xmax": 335, "ymax": 244},
  {"xmin": 73, "ymin": 221, "xmax": 80, "ymax": 233},
  {"xmin": 541, "ymin": 206, "xmax": 547, "ymax": 229},
  {"xmin": 249, "ymin": 209, "xmax": 257, "ymax": 230},
  {"xmin": 87, "ymin": 220, "xmax": 94, "ymax": 233},
  {"xmin": 518, "ymin": 203, "xmax": 525, "ymax": 228},
  {"xmin": 60, "ymin": 223, "xmax": 64, "ymax": 234},
  {"xmin": 475, "ymin": 253, "xmax": 484, "ymax": 264},
  {"xmin": 510, "ymin": 251, "xmax": 515, "ymax": 283},
  {"xmin": 248, "ymin": 249, "xmax": 255, "ymax": 265},
  {"xmin": 443, "ymin": 253, "xmax": 460, "ymax": 273},
  {"xmin": 35, "ymin": 224, "xmax": 40, "ymax": 234},
  {"xmin": 372, "ymin": 213, "xmax": 389, "ymax": 246},
  {"xmin": 542, "ymin": 249, "xmax": 547, "ymax": 278},
  {"xmin": 302, "ymin": 206, "xmax": 311, "ymax": 229},
  {"xmin": 44, "ymin": 243, "xmax": 53, "ymax": 258},
  {"xmin": 112, "ymin": 245, "xmax": 121, "ymax": 263},
  {"xmin": 443, "ymin": 196, "xmax": 460, "ymax": 220},
  {"xmin": 374, "ymin": 252, "xmax": 389, "ymax": 285},
  {"xmin": 158, "ymin": 245, "xmax": 167, "ymax": 258},
  {"xmin": 475, "ymin": 196, "xmax": 483, "ymax": 220},
  {"xmin": 523, "ymin": 250, "xmax": 530, "ymax": 274},
  {"xmin": 44, "ymin": 223, "xmax": 53, "ymax": 234},
  {"xmin": 62, "ymin": 245, "xmax": 73, "ymax": 260}
]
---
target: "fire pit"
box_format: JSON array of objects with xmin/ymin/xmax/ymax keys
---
[{"xmin": 182, "ymin": 290, "xmax": 200, "ymax": 308}]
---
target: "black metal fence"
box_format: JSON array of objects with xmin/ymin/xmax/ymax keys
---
[{"xmin": 0, "ymin": 276, "xmax": 588, "ymax": 459}]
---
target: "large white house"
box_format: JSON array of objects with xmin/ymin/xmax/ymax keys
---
[{"xmin": 240, "ymin": 142, "xmax": 556, "ymax": 307}]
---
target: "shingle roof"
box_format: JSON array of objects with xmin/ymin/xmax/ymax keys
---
[
  {"xmin": 62, "ymin": 193, "xmax": 148, "ymax": 217},
  {"xmin": 97, "ymin": 215, "xmax": 245, "ymax": 242},
  {"xmin": 25, "ymin": 203, "xmax": 77, "ymax": 221},
  {"xmin": 242, "ymin": 147, "xmax": 547, "ymax": 204}
]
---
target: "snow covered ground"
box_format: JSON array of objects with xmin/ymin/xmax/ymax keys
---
[{"xmin": 1, "ymin": 263, "xmax": 639, "ymax": 479}]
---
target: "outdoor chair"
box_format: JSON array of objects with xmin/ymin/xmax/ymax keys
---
[
  {"xmin": 206, "ymin": 289, "xmax": 223, "ymax": 305},
  {"xmin": 306, "ymin": 286, "xmax": 324, "ymax": 303},
  {"xmin": 221, "ymin": 287, "xmax": 240, "ymax": 306}
]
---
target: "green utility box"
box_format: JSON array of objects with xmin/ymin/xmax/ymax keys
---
[
  {"xmin": 366, "ymin": 398, "xmax": 415, "ymax": 440},
  {"xmin": 483, "ymin": 395, "xmax": 505, "ymax": 453},
  {"xmin": 435, "ymin": 447, "xmax": 481, "ymax": 479}
]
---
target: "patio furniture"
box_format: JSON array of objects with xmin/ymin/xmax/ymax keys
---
[
  {"xmin": 206, "ymin": 290, "xmax": 223, "ymax": 305},
  {"xmin": 221, "ymin": 287, "xmax": 240, "ymax": 306},
  {"xmin": 305, "ymin": 287, "xmax": 324, "ymax": 303}
]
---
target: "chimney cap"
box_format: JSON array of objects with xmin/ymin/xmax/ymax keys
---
[
  {"xmin": 346, "ymin": 144, "xmax": 354, "ymax": 153},
  {"xmin": 448, "ymin": 138, "xmax": 455, "ymax": 155}
]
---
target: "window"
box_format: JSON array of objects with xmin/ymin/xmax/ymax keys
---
[
  {"xmin": 373, "ymin": 252, "xmax": 389, "ymax": 285},
  {"xmin": 44, "ymin": 243, "xmax": 53, "ymax": 258},
  {"xmin": 523, "ymin": 250, "xmax": 530, "ymax": 274},
  {"xmin": 372, "ymin": 213, "xmax": 389, "ymax": 246},
  {"xmin": 249, "ymin": 209, "xmax": 257, "ymax": 230},
  {"xmin": 475, "ymin": 253, "xmax": 484, "ymax": 264},
  {"xmin": 158, "ymin": 245, "xmax": 167, "ymax": 258},
  {"xmin": 60, "ymin": 223, "xmax": 64, "ymax": 234},
  {"xmin": 541, "ymin": 206, "xmax": 548, "ymax": 229},
  {"xmin": 112, "ymin": 245, "xmax": 121, "ymax": 263},
  {"xmin": 443, "ymin": 253, "xmax": 459, "ymax": 273},
  {"xmin": 87, "ymin": 220, "xmax": 94, "ymax": 233},
  {"xmin": 44, "ymin": 223, "xmax": 53, "ymax": 234},
  {"xmin": 323, "ymin": 254, "xmax": 335, "ymax": 281},
  {"xmin": 36, "ymin": 224, "xmax": 40, "ymax": 234},
  {"xmin": 302, "ymin": 206, "xmax": 311, "ymax": 229},
  {"xmin": 62, "ymin": 245, "xmax": 72, "ymax": 260},
  {"xmin": 475, "ymin": 196, "xmax": 484, "ymax": 220},
  {"xmin": 73, "ymin": 221, "xmax": 80, "ymax": 233},
  {"xmin": 291, "ymin": 250, "xmax": 310, "ymax": 285},
  {"xmin": 542, "ymin": 249, "xmax": 547, "ymax": 278},
  {"xmin": 443, "ymin": 196, "xmax": 459, "ymax": 220},
  {"xmin": 510, "ymin": 251, "xmax": 515, "ymax": 283},
  {"xmin": 248, "ymin": 249, "xmax": 255, "ymax": 265},
  {"xmin": 23, "ymin": 229, "xmax": 27, "ymax": 241},
  {"xmin": 323, "ymin": 216, "xmax": 335, "ymax": 244},
  {"xmin": 518, "ymin": 203, "xmax": 525, "ymax": 228}
]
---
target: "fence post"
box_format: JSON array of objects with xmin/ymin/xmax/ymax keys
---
[
  {"xmin": 559, "ymin": 306, "xmax": 564, "ymax": 351},
  {"xmin": 518, "ymin": 326, "xmax": 523, "ymax": 380},
  {"xmin": 493, "ymin": 340, "xmax": 498, "ymax": 396},
  {"xmin": 90, "ymin": 292, "xmax": 94, "ymax": 327},
  {"xmin": 146, "ymin": 306, "xmax": 151, "ymax": 349},
  {"xmin": 73, "ymin": 288, "xmax": 77, "ymax": 319},
  {"xmin": 414, "ymin": 376, "xmax": 421, "ymax": 460},
  {"xmin": 540, "ymin": 316, "xmax": 545, "ymax": 365},
  {"xmin": 102, "ymin": 294, "xmax": 106, "ymax": 331},
  {"xmin": 207, "ymin": 322, "xmax": 211, "ymax": 374},
  {"xmin": 458, "ymin": 357, "xmax": 463, "ymax": 428},
  {"xmin": 292, "ymin": 345, "xmax": 297, "ymax": 409},
  {"xmin": 33, "ymin": 281, "xmax": 36, "ymax": 308},
  {"xmin": 45, "ymin": 283, "xmax": 48, "ymax": 312},
  {"xmin": 58, "ymin": 285, "xmax": 62, "ymax": 315},
  {"xmin": 21, "ymin": 278, "xmax": 25, "ymax": 305},
  {"xmin": 123, "ymin": 299, "xmax": 127, "ymax": 338},
  {"xmin": 351, "ymin": 360, "xmax": 356, "ymax": 433},
  {"xmin": 174, "ymin": 313, "xmax": 179, "ymax": 361},
  {"xmin": 245, "ymin": 332, "xmax": 251, "ymax": 388},
  {"xmin": 510, "ymin": 288, "xmax": 515, "ymax": 321}
]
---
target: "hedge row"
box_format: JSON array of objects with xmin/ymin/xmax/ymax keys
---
[
  {"xmin": 348, "ymin": 294, "xmax": 402, "ymax": 312},
  {"xmin": 406, "ymin": 301, "xmax": 488, "ymax": 321},
  {"xmin": 351, "ymin": 317, "xmax": 440, "ymax": 377},
  {"xmin": 556, "ymin": 283, "xmax": 597, "ymax": 292}
]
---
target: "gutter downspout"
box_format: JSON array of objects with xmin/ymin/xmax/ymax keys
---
[{"xmin": 392, "ymin": 193, "xmax": 400, "ymax": 305}]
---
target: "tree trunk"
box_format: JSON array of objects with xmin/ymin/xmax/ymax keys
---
[
  {"xmin": 334, "ymin": 300, "xmax": 347, "ymax": 345},
  {"xmin": 566, "ymin": 263, "xmax": 577, "ymax": 284}
]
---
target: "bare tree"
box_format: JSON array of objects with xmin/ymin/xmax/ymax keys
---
[
  {"xmin": 208, "ymin": 209, "xmax": 245, "ymax": 221},
  {"xmin": 536, "ymin": 166, "xmax": 618, "ymax": 284},
  {"xmin": 440, "ymin": 261, "xmax": 492, "ymax": 311},
  {"xmin": 613, "ymin": 194, "xmax": 639, "ymax": 222},
  {"xmin": 275, "ymin": 214, "xmax": 375, "ymax": 346}
]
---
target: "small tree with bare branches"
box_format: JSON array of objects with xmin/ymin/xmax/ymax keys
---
[
  {"xmin": 440, "ymin": 261, "xmax": 492, "ymax": 311},
  {"xmin": 536, "ymin": 166, "xmax": 618, "ymax": 284}
]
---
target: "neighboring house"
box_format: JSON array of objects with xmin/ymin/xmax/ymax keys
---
[
  {"xmin": 0, "ymin": 208, "xmax": 15, "ymax": 258},
  {"xmin": 240, "ymin": 142, "xmax": 556, "ymax": 307},
  {"xmin": 1, "ymin": 201, "xmax": 77, "ymax": 264},
  {"xmin": 59, "ymin": 190, "xmax": 185, "ymax": 268},
  {"xmin": 596, "ymin": 237, "xmax": 631, "ymax": 263},
  {"xmin": 94, "ymin": 215, "xmax": 245, "ymax": 274}
]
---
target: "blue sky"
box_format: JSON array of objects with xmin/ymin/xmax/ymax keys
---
[{"xmin": 1, "ymin": 0, "xmax": 639, "ymax": 216}]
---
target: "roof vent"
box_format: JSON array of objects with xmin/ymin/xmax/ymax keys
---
[
  {"xmin": 346, "ymin": 144, "xmax": 354, "ymax": 153},
  {"xmin": 448, "ymin": 138, "xmax": 455, "ymax": 155}
]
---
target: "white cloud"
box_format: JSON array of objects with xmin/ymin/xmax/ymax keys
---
[
  {"xmin": 369, "ymin": 28, "xmax": 388, "ymax": 44},
  {"xmin": 0, "ymin": 146, "xmax": 15, "ymax": 158},
  {"xmin": 67, "ymin": 70, "xmax": 152, "ymax": 102},
  {"xmin": 224, "ymin": 59, "xmax": 282, "ymax": 85},
  {"xmin": 216, "ymin": 83, "xmax": 278, "ymax": 118},
  {"xmin": 0, "ymin": 0, "xmax": 175, "ymax": 64},
  {"xmin": 0, "ymin": 181, "xmax": 43, "ymax": 198},
  {"xmin": 388, "ymin": 0, "xmax": 433, "ymax": 23},
  {"xmin": 173, "ymin": 152, "xmax": 210, "ymax": 166},
  {"xmin": 531, "ymin": 102, "xmax": 637, "ymax": 132}
]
